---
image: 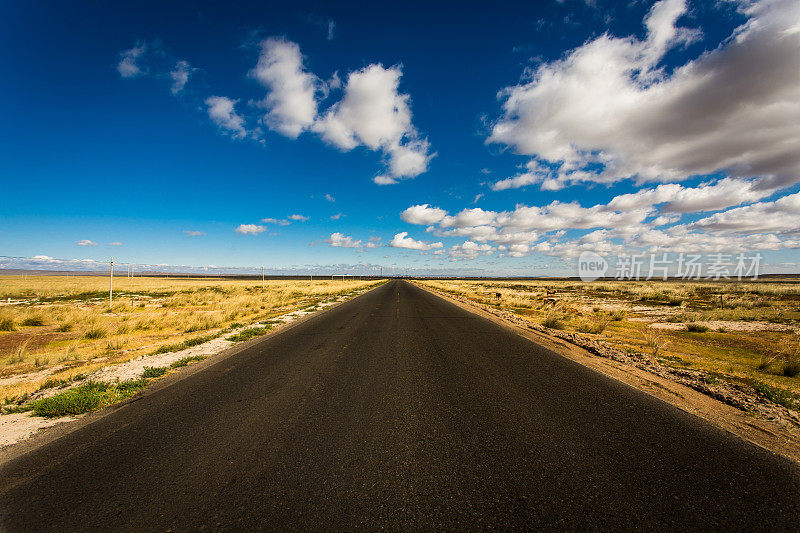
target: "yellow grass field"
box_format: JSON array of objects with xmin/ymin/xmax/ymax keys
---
[
  {"xmin": 0, "ymin": 275, "xmax": 382, "ymax": 400},
  {"xmin": 419, "ymin": 278, "xmax": 800, "ymax": 405}
]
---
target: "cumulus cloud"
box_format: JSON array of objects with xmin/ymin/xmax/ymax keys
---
[
  {"xmin": 169, "ymin": 60, "xmax": 192, "ymax": 95},
  {"xmin": 389, "ymin": 232, "xmax": 443, "ymax": 250},
  {"xmin": 400, "ymin": 204, "xmax": 448, "ymax": 225},
  {"xmin": 691, "ymin": 192, "xmax": 800, "ymax": 234},
  {"xmin": 117, "ymin": 43, "xmax": 146, "ymax": 78},
  {"xmin": 288, "ymin": 214, "xmax": 309, "ymax": 221},
  {"xmin": 400, "ymin": 189, "xmax": 800, "ymax": 260},
  {"xmin": 234, "ymin": 224, "xmax": 267, "ymax": 235},
  {"xmin": 251, "ymin": 38, "xmax": 319, "ymax": 138},
  {"xmin": 449, "ymin": 241, "xmax": 494, "ymax": 260},
  {"xmin": 76, "ymin": 240, "xmax": 98, "ymax": 246},
  {"xmin": 325, "ymin": 233, "xmax": 379, "ymax": 249},
  {"xmin": 313, "ymin": 64, "xmax": 433, "ymax": 183},
  {"xmin": 326, "ymin": 232, "xmax": 362, "ymax": 248},
  {"xmin": 488, "ymin": 0, "xmax": 800, "ymax": 190},
  {"xmin": 205, "ymin": 96, "xmax": 249, "ymax": 139},
  {"xmin": 118, "ymin": 37, "xmax": 432, "ymax": 183}
]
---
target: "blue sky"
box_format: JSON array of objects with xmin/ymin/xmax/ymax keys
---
[{"xmin": 1, "ymin": 0, "xmax": 799, "ymax": 276}]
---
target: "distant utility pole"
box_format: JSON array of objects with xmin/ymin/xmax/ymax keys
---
[
  {"xmin": 261, "ymin": 267, "xmax": 265, "ymax": 290},
  {"xmin": 109, "ymin": 258, "xmax": 114, "ymax": 307}
]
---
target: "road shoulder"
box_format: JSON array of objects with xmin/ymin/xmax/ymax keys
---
[{"xmin": 413, "ymin": 282, "xmax": 800, "ymax": 465}]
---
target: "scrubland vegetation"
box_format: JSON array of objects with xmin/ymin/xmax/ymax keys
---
[
  {"xmin": 420, "ymin": 278, "xmax": 800, "ymax": 406},
  {"xmin": 0, "ymin": 275, "xmax": 381, "ymax": 402}
]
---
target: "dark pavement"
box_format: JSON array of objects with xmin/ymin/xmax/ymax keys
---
[{"xmin": 1, "ymin": 280, "xmax": 799, "ymax": 530}]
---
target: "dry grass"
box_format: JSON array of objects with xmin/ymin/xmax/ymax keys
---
[
  {"xmin": 419, "ymin": 278, "xmax": 800, "ymax": 399},
  {"xmin": 0, "ymin": 275, "xmax": 382, "ymax": 400}
]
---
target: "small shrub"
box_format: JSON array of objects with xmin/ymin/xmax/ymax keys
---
[
  {"xmin": 56, "ymin": 322, "xmax": 74, "ymax": 332},
  {"xmin": 21, "ymin": 316, "xmax": 44, "ymax": 326},
  {"xmin": 686, "ymin": 323, "xmax": 710, "ymax": 333},
  {"xmin": 0, "ymin": 318, "xmax": 17, "ymax": 331}
]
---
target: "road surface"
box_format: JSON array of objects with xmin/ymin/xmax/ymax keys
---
[{"xmin": 1, "ymin": 280, "xmax": 798, "ymax": 530}]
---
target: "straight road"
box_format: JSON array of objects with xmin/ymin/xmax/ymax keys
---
[{"xmin": 1, "ymin": 280, "xmax": 798, "ymax": 530}]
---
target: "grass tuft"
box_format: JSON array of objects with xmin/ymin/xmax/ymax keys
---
[
  {"xmin": 541, "ymin": 316, "xmax": 564, "ymax": 330},
  {"xmin": 686, "ymin": 323, "xmax": 710, "ymax": 333},
  {"xmin": 226, "ymin": 326, "xmax": 271, "ymax": 342},
  {"xmin": 169, "ymin": 355, "xmax": 208, "ymax": 368},
  {"xmin": 141, "ymin": 366, "xmax": 168, "ymax": 379},
  {"xmin": 83, "ymin": 326, "xmax": 106, "ymax": 339},
  {"xmin": 0, "ymin": 318, "xmax": 16, "ymax": 331}
]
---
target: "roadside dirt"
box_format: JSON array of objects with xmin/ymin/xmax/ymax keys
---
[{"xmin": 416, "ymin": 283, "xmax": 800, "ymax": 465}]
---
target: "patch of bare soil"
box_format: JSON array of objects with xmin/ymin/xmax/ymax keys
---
[
  {"xmin": 0, "ymin": 329, "xmax": 78, "ymax": 358},
  {"xmin": 649, "ymin": 320, "xmax": 798, "ymax": 333}
]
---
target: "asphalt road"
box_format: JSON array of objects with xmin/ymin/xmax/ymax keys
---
[{"xmin": 1, "ymin": 280, "xmax": 799, "ymax": 530}]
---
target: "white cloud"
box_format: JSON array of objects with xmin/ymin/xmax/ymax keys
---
[
  {"xmin": 107, "ymin": 242, "xmax": 123, "ymax": 246},
  {"xmin": 234, "ymin": 224, "xmax": 267, "ymax": 235},
  {"xmin": 373, "ymin": 175, "xmax": 397, "ymax": 185},
  {"xmin": 184, "ymin": 230, "xmax": 205, "ymax": 236},
  {"xmin": 313, "ymin": 64, "xmax": 433, "ymax": 183},
  {"xmin": 326, "ymin": 232, "xmax": 361, "ymax": 248},
  {"xmin": 205, "ymin": 96, "xmax": 248, "ymax": 138},
  {"xmin": 488, "ymin": 0, "xmax": 800, "ymax": 190},
  {"xmin": 400, "ymin": 204, "xmax": 448, "ymax": 225},
  {"xmin": 330, "ymin": 213, "xmax": 343, "ymax": 220},
  {"xmin": 251, "ymin": 38, "xmax": 319, "ymax": 138},
  {"xmin": 262, "ymin": 217, "xmax": 291, "ymax": 226},
  {"xmin": 169, "ymin": 60, "xmax": 192, "ymax": 95},
  {"xmin": 31, "ymin": 255, "xmax": 54, "ymax": 261},
  {"xmin": 76, "ymin": 240, "xmax": 98, "ymax": 246},
  {"xmin": 324, "ymin": 193, "xmax": 335, "ymax": 202},
  {"xmin": 449, "ymin": 241, "xmax": 494, "ymax": 260},
  {"xmin": 117, "ymin": 43, "xmax": 146, "ymax": 78},
  {"xmin": 691, "ymin": 192, "xmax": 800, "ymax": 234},
  {"xmin": 389, "ymin": 232, "xmax": 443, "ymax": 250},
  {"xmin": 288, "ymin": 214, "xmax": 309, "ymax": 222},
  {"xmin": 327, "ymin": 20, "xmax": 336, "ymax": 40}
]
